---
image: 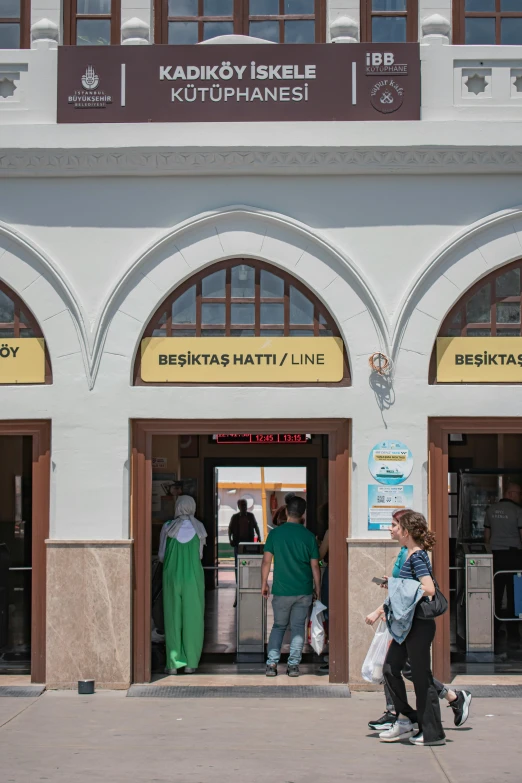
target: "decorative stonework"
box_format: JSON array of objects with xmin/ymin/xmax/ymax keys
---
[{"xmin": 2, "ymin": 147, "xmax": 522, "ymax": 176}]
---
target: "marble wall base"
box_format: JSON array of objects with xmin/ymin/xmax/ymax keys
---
[
  {"xmin": 347, "ymin": 539, "xmax": 401, "ymax": 686},
  {"xmin": 46, "ymin": 541, "xmax": 132, "ymax": 689}
]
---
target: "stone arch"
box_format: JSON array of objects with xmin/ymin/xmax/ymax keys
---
[
  {"xmin": 97, "ymin": 206, "xmax": 388, "ymax": 385},
  {"xmin": 393, "ymin": 206, "xmax": 522, "ymax": 364},
  {"xmin": 0, "ymin": 221, "xmax": 88, "ymax": 385}
]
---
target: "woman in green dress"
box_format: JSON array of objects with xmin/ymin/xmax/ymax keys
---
[{"xmin": 159, "ymin": 495, "xmax": 207, "ymax": 675}]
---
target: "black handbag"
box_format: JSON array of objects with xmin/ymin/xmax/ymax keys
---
[{"xmin": 411, "ymin": 556, "xmax": 448, "ymax": 620}]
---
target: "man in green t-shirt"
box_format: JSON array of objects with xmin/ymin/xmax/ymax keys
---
[{"xmin": 261, "ymin": 496, "xmax": 321, "ymax": 678}]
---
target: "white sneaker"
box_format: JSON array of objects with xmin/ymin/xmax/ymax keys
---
[
  {"xmin": 409, "ymin": 732, "xmax": 446, "ymax": 746},
  {"xmin": 379, "ymin": 719, "xmax": 417, "ymax": 742}
]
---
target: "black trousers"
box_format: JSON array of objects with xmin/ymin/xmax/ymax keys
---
[
  {"xmin": 384, "ymin": 663, "xmax": 446, "ymax": 710},
  {"xmin": 493, "ymin": 549, "xmax": 522, "ymax": 639},
  {"xmin": 383, "ymin": 617, "xmax": 445, "ymax": 743}
]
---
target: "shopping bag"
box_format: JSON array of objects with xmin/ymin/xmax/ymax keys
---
[
  {"xmin": 307, "ymin": 600, "xmax": 327, "ymax": 655},
  {"xmin": 361, "ymin": 620, "xmax": 391, "ymax": 683}
]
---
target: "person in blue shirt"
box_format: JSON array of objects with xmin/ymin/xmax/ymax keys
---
[{"xmin": 367, "ymin": 509, "xmax": 471, "ymax": 735}]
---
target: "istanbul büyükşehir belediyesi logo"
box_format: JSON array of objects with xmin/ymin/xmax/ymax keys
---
[
  {"xmin": 81, "ymin": 65, "xmax": 99, "ymax": 90},
  {"xmin": 66, "ymin": 64, "xmax": 112, "ymax": 108}
]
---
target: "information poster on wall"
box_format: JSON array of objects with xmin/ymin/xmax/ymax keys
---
[
  {"xmin": 368, "ymin": 485, "xmax": 414, "ymax": 531},
  {"xmin": 368, "ymin": 440, "xmax": 413, "ymax": 485},
  {"xmin": 152, "ymin": 475, "xmax": 198, "ymax": 520}
]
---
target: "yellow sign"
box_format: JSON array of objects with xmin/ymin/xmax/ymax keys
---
[
  {"xmin": 0, "ymin": 338, "xmax": 46, "ymax": 384},
  {"xmin": 141, "ymin": 336, "xmax": 344, "ymax": 383},
  {"xmin": 437, "ymin": 337, "xmax": 522, "ymax": 382}
]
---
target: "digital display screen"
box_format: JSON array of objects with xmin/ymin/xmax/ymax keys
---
[{"xmin": 212, "ymin": 434, "xmax": 311, "ymax": 444}]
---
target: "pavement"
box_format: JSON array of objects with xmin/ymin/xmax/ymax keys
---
[{"xmin": 0, "ymin": 690, "xmax": 520, "ymax": 783}]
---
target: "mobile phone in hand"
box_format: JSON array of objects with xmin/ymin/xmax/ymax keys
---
[{"xmin": 372, "ymin": 577, "xmax": 387, "ymax": 585}]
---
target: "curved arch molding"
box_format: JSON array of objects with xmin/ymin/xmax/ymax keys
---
[{"xmin": 393, "ymin": 207, "xmax": 522, "ymax": 362}]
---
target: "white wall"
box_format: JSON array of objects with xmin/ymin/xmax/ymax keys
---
[{"xmin": 1, "ymin": 171, "xmax": 522, "ymax": 543}]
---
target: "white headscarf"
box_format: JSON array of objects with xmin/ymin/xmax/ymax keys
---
[{"xmin": 158, "ymin": 495, "xmax": 207, "ymax": 562}]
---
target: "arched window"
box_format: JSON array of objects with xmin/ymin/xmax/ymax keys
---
[
  {"xmin": 134, "ymin": 258, "xmax": 348, "ymax": 384},
  {"xmin": 155, "ymin": 0, "xmax": 326, "ymax": 44},
  {"xmin": 431, "ymin": 260, "xmax": 522, "ymax": 383},
  {"xmin": 0, "ymin": 281, "xmax": 51, "ymax": 384}
]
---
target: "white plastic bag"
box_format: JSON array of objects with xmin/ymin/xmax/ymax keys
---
[
  {"xmin": 307, "ymin": 600, "xmax": 327, "ymax": 655},
  {"xmin": 361, "ymin": 620, "xmax": 391, "ymax": 683}
]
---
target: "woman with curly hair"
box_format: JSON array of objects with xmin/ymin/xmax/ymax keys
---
[{"xmin": 365, "ymin": 510, "xmax": 446, "ymax": 746}]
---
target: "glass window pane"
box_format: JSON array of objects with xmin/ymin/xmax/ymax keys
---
[
  {"xmin": 202, "ymin": 270, "xmax": 226, "ymax": 298},
  {"xmin": 172, "ymin": 286, "xmax": 196, "ymax": 324},
  {"xmin": 231, "ymin": 265, "xmax": 255, "ymax": 298},
  {"xmin": 261, "ymin": 303, "xmax": 284, "ymax": 324},
  {"xmin": 77, "ymin": 0, "xmax": 111, "ymax": 13},
  {"xmin": 372, "ymin": 0, "xmax": 406, "ymax": 9},
  {"xmin": 0, "ymin": 0, "xmax": 20, "ymax": 17},
  {"xmin": 497, "ymin": 302, "xmax": 521, "ymax": 323},
  {"xmin": 250, "ymin": 0, "xmax": 278, "ymax": 12},
  {"xmin": 467, "ymin": 328, "xmax": 491, "ymax": 336},
  {"xmin": 290, "ymin": 286, "xmax": 313, "ymax": 324},
  {"xmin": 290, "ymin": 329, "xmax": 314, "ymax": 336},
  {"xmin": 496, "ymin": 268, "xmax": 520, "ymax": 297},
  {"xmin": 0, "ymin": 292, "xmax": 14, "ymax": 323},
  {"xmin": 201, "ymin": 303, "xmax": 225, "ymax": 324},
  {"xmin": 19, "ymin": 311, "xmax": 34, "ymax": 337},
  {"xmin": 284, "ymin": 0, "xmax": 314, "ymax": 12},
  {"xmin": 451, "ymin": 311, "xmax": 462, "ymax": 326},
  {"xmin": 168, "ymin": 21, "xmax": 198, "ymax": 42},
  {"xmin": 0, "ymin": 22, "xmax": 20, "ymax": 47},
  {"xmin": 284, "ymin": 19, "xmax": 315, "ymax": 42},
  {"xmin": 0, "ymin": 328, "xmax": 14, "ymax": 337},
  {"xmin": 501, "ymin": 0, "xmax": 522, "ymax": 9},
  {"xmin": 466, "ymin": 0, "xmax": 495, "ymax": 9},
  {"xmin": 319, "ymin": 329, "xmax": 333, "ymax": 337},
  {"xmin": 465, "ymin": 17, "xmax": 496, "ymax": 45},
  {"xmin": 201, "ymin": 329, "xmax": 226, "ymax": 336},
  {"xmin": 501, "ymin": 18, "xmax": 522, "ymax": 45},
  {"xmin": 466, "ymin": 284, "xmax": 491, "ymax": 323},
  {"xmin": 231, "ymin": 303, "xmax": 255, "ymax": 324},
  {"xmin": 231, "ymin": 329, "xmax": 255, "ymax": 336},
  {"xmin": 250, "ymin": 20, "xmax": 279, "ymax": 40},
  {"xmin": 77, "ymin": 19, "xmax": 111, "ymax": 45},
  {"xmin": 260, "ymin": 270, "xmax": 284, "ymax": 298},
  {"xmin": 168, "ymin": 0, "xmax": 198, "ymax": 14},
  {"xmin": 260, "ymin": 329, "xmax": 284, "ymax": 336},
  {"xmin": 447, "ymin": 329, "xmax": 461, "ymax": 337},
  {"xmin": 170, "ymin": 328, "xmax": 196, "ymax": 336},
  {"xmin": 203, "ymin": 20, "xmax": 234, "ymax": 38},
  {"xmin": 372, "ymin": 16, "xmax": 406, "ymax": 42},
  {"xmin": 497, "ymin": 328, "xmax": 521, "ymax": 336},
  {"xmin": 204, "ymin": 0, "xmax": 233, "ymax": 14}
]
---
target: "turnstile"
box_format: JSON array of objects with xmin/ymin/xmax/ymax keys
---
[
  {"xmin": 237, "ymin": 543, "xmax": 266, "ymax": 662},
  {"xmin": 464, "ymin": 543, "xmax": 494, "ymax": 655}
]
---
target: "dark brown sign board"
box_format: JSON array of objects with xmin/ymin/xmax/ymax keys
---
[{"xmin": 57, "ymin": 43, "xmax": 420, "ymax": 123}]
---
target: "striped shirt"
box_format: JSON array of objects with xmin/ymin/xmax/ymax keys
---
[{"xmin": 399, "ymin": 550, "xmax": 432, "ymax": 581}]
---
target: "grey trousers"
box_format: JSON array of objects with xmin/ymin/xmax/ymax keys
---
[{"xmin": 384, "ymin": 659, "xmax": 447, "ymax": 710}]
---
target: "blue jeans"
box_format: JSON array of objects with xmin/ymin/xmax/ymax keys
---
[{"xmin": 267, "ymin": 594, "xmax": 313, "ymax": 666}]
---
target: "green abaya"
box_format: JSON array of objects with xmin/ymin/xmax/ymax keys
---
[{"xmin": 163, "ymin": 533, "xmax": 205, "ymax": 670}]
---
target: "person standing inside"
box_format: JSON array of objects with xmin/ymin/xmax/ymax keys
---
[
  {"xmin": 366, "ymin": 511, "xmax": 446, "ymax": 746},
  {"xmin": 261, "ymin": 496, "xmax": 321, "ymax": 678},
  {"xmin": 159, "ymin": 495, "xmax": 207, "ymax": 675},
  {"xmin": 228, "ymin": 498, "xmax": 262, "ymax": 607},
  {"xmin": 484, "ymin": 483, "xmax": 522, "ymax": 648}
]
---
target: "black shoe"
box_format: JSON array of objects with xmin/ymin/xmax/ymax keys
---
[
  {"xmin": 265, "ymin": 663, "xmax": 277, "ymax": 677},
  {"xmin": 449, "ymin": 690, "xmax": 472, "ymax": 727},
  {"xmin": 368, "ymin": 711, "xmax": 397, "ymax": 732},
  {"xmin": 287, "ymin": 665, "xmax": 300, "ymax": 677}
]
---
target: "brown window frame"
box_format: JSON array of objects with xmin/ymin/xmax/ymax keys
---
[
  {"xmin": 134, "ymin": 258, "xmax": 349, "ymax": 385},
  {"xmin": 0, "ymin": 281, "xmax": 52, "ymax": 384},
  {"xmin": 361, "ymin": 0, "xmax": 418, "ymax": 43},
  {"xmin": 155, "ymin": 0, "xmax": 326, "ymax": 44},
  {"xmin": 430, "ymin": 259, "xmax": 522, "ymax": 383},
  {"xmin": 453, "ymin": 0, "xmax": 522, "ymax": 45},
  {"xmin": 0, "ymin": 0, "xmax": 30, "ymax": 49},
  {"xmin": 64, "ymin": 0, "xmax": 121, "ymax": 45}
]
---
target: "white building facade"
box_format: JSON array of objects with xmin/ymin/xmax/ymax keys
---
[{"xmin": 0, "ymin": 0, "xmax": 522, "ymax": 688}]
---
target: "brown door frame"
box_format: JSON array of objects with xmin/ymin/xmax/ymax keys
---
[
  {"xmin": 0, "ymin": 421, "xmax": 50, "ymax": 683},
  {"xmin": 131, "ymin": 418, "xmax": 350, "ymax": 684},
  {"xmin": 429, "ymin": 416, "xmax": 522, "ymax": 683}
]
